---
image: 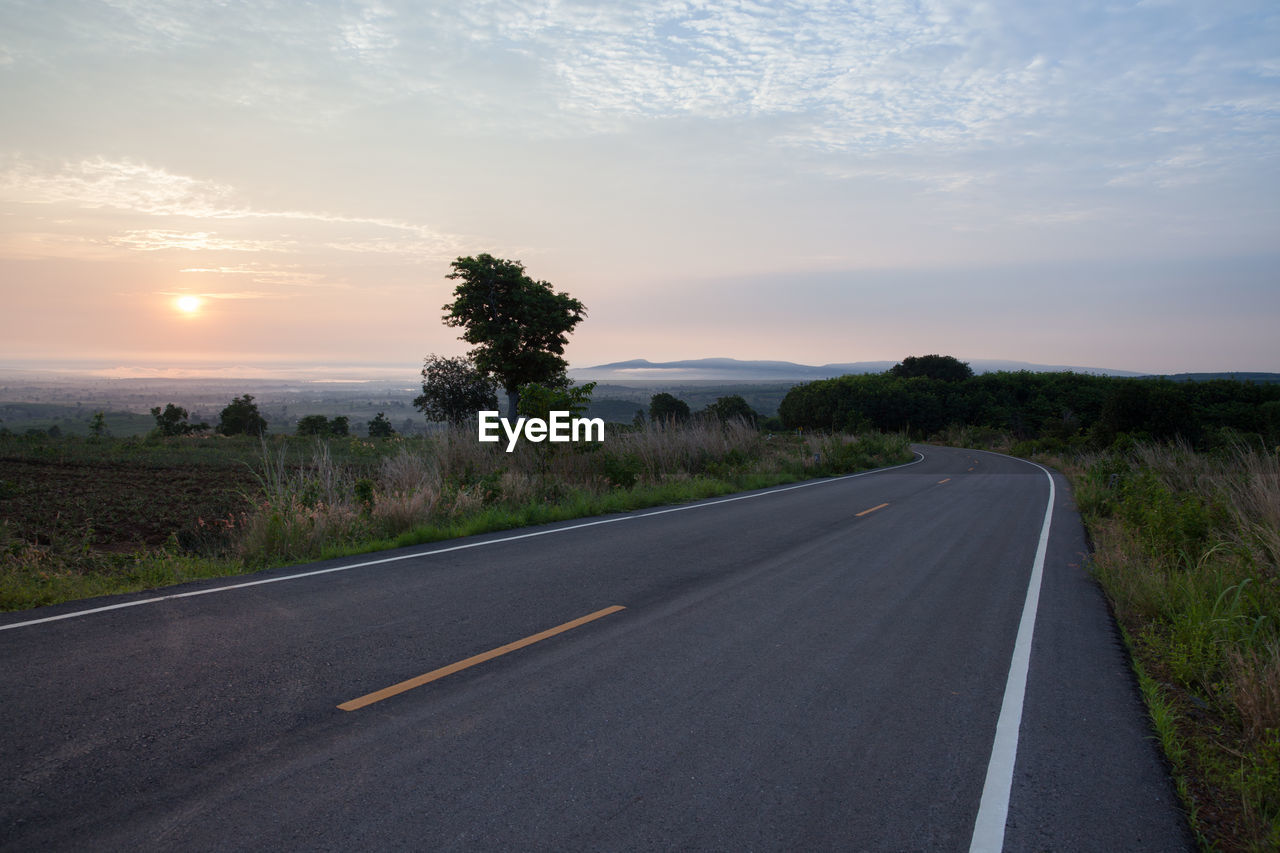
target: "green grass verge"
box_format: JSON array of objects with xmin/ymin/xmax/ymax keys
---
[{"xmin": 0, "ymin": 548, "xmax": 248, "ymax": 611}]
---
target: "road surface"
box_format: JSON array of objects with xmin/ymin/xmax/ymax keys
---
[{"xmin": 0, "ymin": 444, "xmax": 1192, "ymax": 850}]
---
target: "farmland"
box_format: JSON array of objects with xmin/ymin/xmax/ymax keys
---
[
  {"xmin": 0, "ymin": 435, "xmax": 275, "ymax": 609},
  {"xmin": 0, "ymin": 447, "xmax": 257, "ymax": 554}
]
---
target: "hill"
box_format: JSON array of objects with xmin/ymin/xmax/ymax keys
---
[
  {"xmin": 568, "ymin": 357, "xmax": 1144, "ymax": 382},
  {"xmin": 1154, "ymin": 372, "xmax": 1280, "ymax": 384}
]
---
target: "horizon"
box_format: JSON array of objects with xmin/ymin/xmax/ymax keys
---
[
  {"xmin": 1, "ymin": 353, "xmax": 1275, "ymax": 385},
  {"xmin": 2, "ymin": 3, "xmax": 1278, "ymax": 375}
]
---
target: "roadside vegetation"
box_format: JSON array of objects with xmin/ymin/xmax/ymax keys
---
[
  {"xmin": 0, "ymin": 423, "xmax": 911, "ymax": 612},
  {"xmin": 1058, "ymin": 441, "xmax": 1280, "ymax": 852}
]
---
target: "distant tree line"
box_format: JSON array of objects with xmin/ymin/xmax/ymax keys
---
[
  {"xmin": 647, "ymin": 392, "xmax": 759, "ymax": 426},
  {"xmin": 141, "ymin": 394, "xmax": 400, "ymax": 439},
  {"xmin": 778, "ymin": 355, "xmax": 1280, "ymax": 449}
]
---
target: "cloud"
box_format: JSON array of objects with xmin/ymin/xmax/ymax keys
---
[
  {"xmin": 438, "ymin": 1, "xmax": 1051, "ymax": 149},
  {"xmin": 1106, "ymin": 146, "xmax": 1219, "ymax": 189},
  {"xmin": 177, "ymin": 265, "xmax": 330, "ymax": 287},
  {"xmin": 0, "ymin": 156, "xmax": 469, "ymax": 264},
  {"xmin": 0, "ymin": 157, "xmax": 237, "ymax": 217},
  {"xmin": 9, "ymin": 2, "xmax": 1275, "ymax": 167},
  {"xmin": 425, "ymin": 0, "xmax": 1280, "ymax": 166},
  {"xmin": 158, "ymin": 289, "xmax": 286, "ymax": 300},
  {"xmin": 335, "ymin": 0, "xmax": 399, "ymax": 60},
  {"xmin": 112, "ymin": 230, "xmax": 295, "ymax": 252},
  {"xmin": 0, "ymin": 157, "xmax": 435, "ymax": 230},
  {"xmin": 326, "ymin": 236, "xmax": 466, "ymax": 262}
]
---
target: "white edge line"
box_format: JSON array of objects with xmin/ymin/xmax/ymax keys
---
[
  {"xmin": 968, "ymin": 453, "xmax": 1056, "ymax": 853},
  {"xmin": 1, "ymin": 451, "xmax": 926, "ymax": 632}
]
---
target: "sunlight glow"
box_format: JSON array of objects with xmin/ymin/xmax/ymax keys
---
[{"xmin": 175, "ymin": 295, "xmax": 202, "ymax": 314}]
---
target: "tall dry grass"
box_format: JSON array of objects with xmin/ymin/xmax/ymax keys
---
[{"xmin": 236, "ymin": 421, "xmax": 911, "ymax": 566}]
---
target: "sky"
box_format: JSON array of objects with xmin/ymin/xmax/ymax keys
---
[{"xmin": 1, "ymin": 0, "xmax": 1278, "ymax": 378}]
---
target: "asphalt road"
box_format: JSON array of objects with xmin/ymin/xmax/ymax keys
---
[{"xmin": 0, "ymin": 444, "xmax": 1192, "ymax": 851}]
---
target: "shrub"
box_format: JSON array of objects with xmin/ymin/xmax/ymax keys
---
[
  {"xmin": 218, "ymin": 394, "xmax": 267, "ymax": 437},
  {"xmin": 367, "ymin": 412, "xmax": 396, "ymax": 438},
  {"xmin": 1064, "ymin": 440, "xmax": 1280, "ymax": 849}
]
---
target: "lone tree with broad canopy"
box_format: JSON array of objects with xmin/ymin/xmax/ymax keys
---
[
  {"xmin": 442, "ymin": 254, "xmax": 586, "ymax": 419},
  {"xmin": 414, "ymin": 353, "xmax": 498, "ymax": 425},
  {"xmin": 218, "ymin": 394, "xmax": 268, "ymax": 436},
  {"xmin": 296, "ymin": 414, "xmax": 332, "ymax": 436},
  {"xmin": 703, "ymin": 394, "xmax": 757, "ymax": 424},
  {"xmin": 649, "ymin": 392, "xmax": 690, "ymax": 424},
  {"xmin": 889, "ymin": 354, "xmax": 974, "ymax": 382}
]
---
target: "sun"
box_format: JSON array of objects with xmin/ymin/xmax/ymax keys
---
[{"xmin": 175, "ymin": 295, "xmax": 203, "ymax": 314}]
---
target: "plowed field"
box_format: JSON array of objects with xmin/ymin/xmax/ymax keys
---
[{"xmin": 0, "ymin": 457, "xmax": 257, "ymax": 553}]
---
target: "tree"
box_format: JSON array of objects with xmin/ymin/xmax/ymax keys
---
[
  {"xmin": 442, "ymin": 254, "xmax": 586, "ymax": 419},
  {"xmin": 89, "ymin": 411, "xmax": 109, "ymax": 438},
  {"xmin": 296, "ymin": 415, "xmax": 331, "ymax": 436},
  {"xmin": 889, "ymin": 354, "xmax": 973, "ymax": 382},
  {"xmin": 703, "ymin": 394, "xmax": 757, "ymax": 424},
  {"xmin": 414, "ymin": 353, "xmax": 498, "ymax": 424},
  {"xmin": 218, "ymin": 394, "xmax": 267, "ymax": 436},
  {"xmin": 517, "ymin": 378, "xmax": 595, "ymax": 421},
  {"xmin": 150, "ymin": 403, "xmax": 209, "ymax": 437},
  {"xmin": 297, "ymin": 414, "xmax": 349, "ymax": 437},
  {"xmin": 649, "ymin": 392, "xmax": 690, "ymax": 424},
  {"xmin": 367, "ymin": 412, "xmax": 396, "ymax": 437}
]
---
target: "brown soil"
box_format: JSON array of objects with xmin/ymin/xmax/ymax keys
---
[{"xmin": 0, "ymin": 457, "xmax": 258, "ymax": 553}]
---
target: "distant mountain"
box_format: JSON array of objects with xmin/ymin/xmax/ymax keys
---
[
  {"xmin": 568, "ymin": 358, "xmax": 889, "ymax": 381},
  {"xmin": 568, "ymin": 357, "xmax": 1144, "ymax": 382},
  {"xmin": 1153, "ymin": 372, "xmax": 1280, "ymax": 383}
]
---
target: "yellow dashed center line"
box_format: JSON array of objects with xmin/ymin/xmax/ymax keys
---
[
  {"xmin": 338, "ymin": 605, "xmax": 626, "ymax": 711},
  {"xmin": 855, "ymin": 502, "xmax": 890, "ymax": 517}
]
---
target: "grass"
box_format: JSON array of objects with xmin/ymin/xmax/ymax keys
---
[
  {"xmin": 0, "ymin": 422, "xmax": 912, "ymax": 611},
  {"xmin": 232, "ymin": 421, "xmax": 912, "ymax": 566},
  {"xmin": 1051, "ymin": 441, "xmax": 1280, "ymax": 852}
]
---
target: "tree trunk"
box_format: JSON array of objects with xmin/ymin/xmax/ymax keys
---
[{"xmin": 506, "ymin": 386, "xmax": 520, "ymax": 420}]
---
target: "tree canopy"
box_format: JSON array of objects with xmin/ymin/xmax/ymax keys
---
[
  {"xmin": 442, "ymin": 254, "xmax": 585, "ymax": 418},
  {"xmin": 779, "ymin": 370, "xmax": 1280, "ymax": 448},
  {"xmin": 217, "ymin": 394, "xmax": 267, "ymax": 437},
  {"xmin": 296, "ymin": 414, "xmax": 349, "ymax": 437},
  {"xmin": 649, "ymin": 392, "xmax": 690, "ymax": 424},
  {"xmin": 517, "ymin": 377, "xmax": 595, "ymax": 421},
  {"xmin": 367, "ymin": 412, "xmax": 396, "ymax": 438},
  {"xmin": 150, "ymin": 403, "xmax": 209, "ymax": 437},
  {"xmin": 414, "ymin": 353, "xmax": 498, "ymax": 424},
  {"xmin": 296, "ymin": 415, "xmax": 331, "ymax": 437},
  {"xmin": 703, "ymin": 394, "xmax": 757, "ymax": 424},
  {"xmin": 889, "ymin": 354, "xmax": 974, "ymax": 382}
]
